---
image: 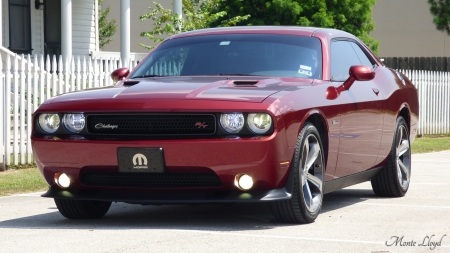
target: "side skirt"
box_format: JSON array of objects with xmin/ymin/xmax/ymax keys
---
[{"xmin": 324, "ymin": 166, "xmax": 383, "ymax": 194}]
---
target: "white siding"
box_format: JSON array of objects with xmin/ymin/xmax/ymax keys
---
[
  {"xmin": 30, "ymin": 6, "xmax": 44, "ymax": 55},
  {"xmin": 1, "ymin": 1, "xmax": 3, "ymax": 47},
  {"xmin": 2, "ymin": 0, "xmax": 8, "ymax": 47},
  {"xmin": 72, "ymin": 0, "xmax": 97, "ymax": 56}
]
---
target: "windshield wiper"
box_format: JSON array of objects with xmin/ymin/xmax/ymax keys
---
[{"xmin": 131, "ymin": 74, "xmax": 165, "ymax": 79}]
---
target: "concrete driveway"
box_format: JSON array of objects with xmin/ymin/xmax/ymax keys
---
[{"xmin": 1, "ymin": 151, "xmax": 449, "ymax": 252}]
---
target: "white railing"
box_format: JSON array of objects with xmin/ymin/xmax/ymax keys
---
[
  {"xmin": 0, "ymin": 56, "xmax": 449, "ymax": 168},
  {"xmin": 400, "ymin": 70, "xmax": 450, "ymax": 136}
]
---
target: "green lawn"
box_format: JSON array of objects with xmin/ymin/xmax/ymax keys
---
[
  {"xmin": 0, "ymin": 168, "xmax": 48, "ymax": 196},
  {"xmin": 412, "ymin": 135, "xmax": 450, "ymax": 154}
]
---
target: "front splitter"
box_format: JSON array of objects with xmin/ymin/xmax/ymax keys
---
[{"xmin": 42, "ymin": 186, "xmax": 292, "ymax": 204}]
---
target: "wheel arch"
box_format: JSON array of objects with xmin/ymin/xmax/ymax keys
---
[
  {"xmin": 300, "ymin": 110, "xmax": 329, "ymax": 167},
  {"xmin": 398, "ymin": 103, "xmax": 411, "ymax": 132}
]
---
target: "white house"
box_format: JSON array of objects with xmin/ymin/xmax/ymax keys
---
[
  {"xmin": 0, "ymin": 1, "xmax": 185, "ymax": 171},
  {"xmin": 0, "ymin": 0, "xmax": 98, "ymax": 171},
  {"xmin": 1, "ymin": 0, "xmax": 99, "ymax": 60}
]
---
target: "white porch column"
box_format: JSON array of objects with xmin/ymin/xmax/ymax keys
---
[
  {"xmin": 0, "ymin": 0, "xmax": 3, "ymax": 47},
  {"xmin": 61, "ymin": 0, "xmax": 72, "ymax": 63},
  {"xmin": 120, "ymin": 0, "xmax": 130, "ymax": 68},
  {"xmin": 0, "ymin": 54, "xmax": 4, "ymax": 171},
  {"xmin": 0, "ymin": 3, "xmax": 4, "ymax": 170},
  {"xmin": 174, "ymin": 0, "xmax": 182, "ymax": 19}
]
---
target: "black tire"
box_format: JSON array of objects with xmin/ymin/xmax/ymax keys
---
[
  {"xmin": 270, "ymin": 123, "xmax": 325, "ymax": 224},
  {"xmin": 54, "ymin": 199, "xmax": 112, "ymax": 219},
  {"xmin": 371, "ymin": 116, "xmax": 411, "ymax": 197}
]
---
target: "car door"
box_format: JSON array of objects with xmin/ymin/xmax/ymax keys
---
[{"xmin": 330, "ymin": 40, "xmax": 384, "ymax": 178}]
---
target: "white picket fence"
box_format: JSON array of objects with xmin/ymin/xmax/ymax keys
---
[
  {"xmin": 400, "ymin": 69, "xmax": 450, "ymax": 136},
  {"xmin": 0, "ymin": 53, "xmax": 142, "ymax": 168},
  {"xmin": 0, "ymin": 54, "xmax": 449, "ymax": 168}
]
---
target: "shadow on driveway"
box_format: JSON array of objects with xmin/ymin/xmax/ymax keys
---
[{"xmin": 0, "ymin": 188, "xmax": 378, "ymax": 231}]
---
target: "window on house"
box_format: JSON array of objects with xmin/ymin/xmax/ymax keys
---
[
  {"xmin": 9, "ymin": 0, "xmax": 32, "ymax": 54},
  {"xmin": 44, "ymin": 0, "xmax": 61, "ymax": 58}
]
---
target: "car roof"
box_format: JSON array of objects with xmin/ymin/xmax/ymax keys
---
[{"xmin": 169, "ymin": 26, "xmax": 354, "ymax": 40}]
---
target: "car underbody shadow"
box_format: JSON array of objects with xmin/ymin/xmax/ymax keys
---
[{"xmin": 0, "ymin": 187, "xmax": 381, "ymax": 231}]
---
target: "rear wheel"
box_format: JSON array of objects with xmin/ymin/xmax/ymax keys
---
[
  {"xmin": 371, "ymin": 116, "xmax": 411, "ymax": 197},
  {"xmin": 54, "ymin": 199, "xmax": 112, "ymax": 219},
  {"xmin": 270, "ymin": 123, "xmax": 325, "ymax": 224}
]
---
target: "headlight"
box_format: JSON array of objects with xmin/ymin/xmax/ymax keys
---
[
  {"xmin": 247, "ymin": 113, "xmax": 272, "ymax": 134},
  {"xmin": 38, "ymin": 114, "xmax": 60, "ymax": 133},
  {"xmin": 220, "ymin": 113, "xmax": 244, "ymax": 133},
  {"xmin": 63, "ymin": 114, "xmax": 86, "ymax": 133}
]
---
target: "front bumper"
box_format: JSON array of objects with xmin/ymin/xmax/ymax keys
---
[{"xmin": 32, "ymin": 130, "xmax": 294, "ymax": 202}]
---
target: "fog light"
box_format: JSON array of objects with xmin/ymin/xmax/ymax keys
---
[
  {"xmin": 54, "ymin": 173, "xmax": 71, "ymax": 188},
  {"xmin": 234, "ymin": 174, "xmax": 253, "ymax": 191}
]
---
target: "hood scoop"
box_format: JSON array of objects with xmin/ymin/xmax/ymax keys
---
[
  {"xmin": 233, "ymin": 80, "xmax": 259, "ymax": 86},
  {"xmin": 123, "ymin": 80, "xmax": 140, "ymax": 86}
]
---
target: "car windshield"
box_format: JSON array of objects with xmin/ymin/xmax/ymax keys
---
[{"xmin": 131, "ymin": 34, "xmax": 323, "ymax": 79}]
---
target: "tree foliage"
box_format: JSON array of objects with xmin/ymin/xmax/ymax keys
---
[
  {"xmin": 139, "ymin": 0, "xmax": 250, "ymax": 50},
  {"xmin": 428, "ymin": 0, "xmax": 450, "ymax": 35},
  {"xmin": 98, "ymin": 0, "xmax": 118, "ymax": 48},
  {"xmin": 211, "ymin": 0, "xmax": 379, "ymax": 54}
]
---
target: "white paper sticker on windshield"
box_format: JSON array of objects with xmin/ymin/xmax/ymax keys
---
[
  {"xmin": 298, "ymin": 65, "xmax": 312, "ymax": 76},
  {"xmin": 220, "ymin": 41, "xmax": 231, "ymax": 46}
]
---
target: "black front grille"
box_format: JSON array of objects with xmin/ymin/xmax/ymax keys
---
[
  {"xmin": 87, "ymin": 114, "xmax": 216, "ymax": 135},
  {"xmin": 81, "ymin": 172, "xmax": 222, "ymax": 188}
]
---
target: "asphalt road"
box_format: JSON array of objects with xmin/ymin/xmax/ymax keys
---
[{"xmin": 1, "ymin": 151, "xmax": 449, "ymax": 253}]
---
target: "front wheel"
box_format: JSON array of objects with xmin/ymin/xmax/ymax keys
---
[
  {"xmin": 54, "ymin": 199, "xmax": 112, "ymax": 219},
  {"xmin": 371, "ymin": 116, "xmax": 411, "ymax": 197},
  {"xmin": 270, "ymin": 123, "xmax": 325, "ymax": 224}
]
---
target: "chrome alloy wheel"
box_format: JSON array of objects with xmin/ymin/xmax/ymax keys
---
[
  {"xmin": 396, "ymin": 125, "xmax": 411, "ymax": 190},
  {"xmin": 300, "ymin": 134, "xmax": 324, "ymax": 213}
]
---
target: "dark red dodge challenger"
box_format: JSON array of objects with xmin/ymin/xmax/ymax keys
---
[{"xmin": 32, "ymin": 27, "xmax": 418, "ymax": 223}]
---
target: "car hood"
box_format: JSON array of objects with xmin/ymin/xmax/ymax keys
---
[{"xmin": 48, "ymin": 76, "xmax": 313, "ymax": 104}]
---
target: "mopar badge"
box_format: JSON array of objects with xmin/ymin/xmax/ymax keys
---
[
  {"xmin": 195, "ymin": 122, "xmax": 208, "ymax": 129},
  {"xmin": 132, "ymin": 153, "xmax": 148, "ymax": 169},
  {"xmin": 95, "ymin": 123, "xmax": 119, "ymax": 129}
]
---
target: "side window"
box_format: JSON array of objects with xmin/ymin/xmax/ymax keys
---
[
  {"xmin": 331, "ymin": 40, "xmax": 361, "ymax": 81},
  {"xmin": 350, "ymin": 42, "xmax": 374, "ymax": 68}
]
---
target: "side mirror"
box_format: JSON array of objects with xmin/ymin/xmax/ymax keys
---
[
  {"xmin": 111, "ymin": 68, "xmax": 130, "ymax": 82},
  {"xmin": 349, "ymin": 65, "xmax": 375, "ymax": 81},
  {"xmin": 326, "ymin": 65, "xmax": 375, "ymax": 100}
]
